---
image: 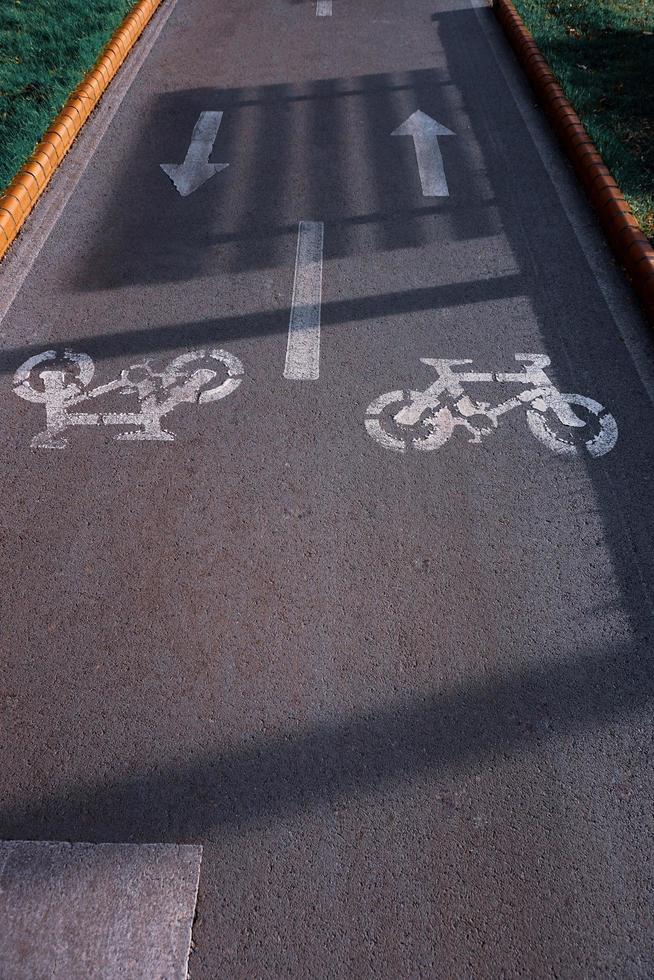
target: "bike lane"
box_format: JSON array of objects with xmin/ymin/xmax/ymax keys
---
[{"xmin": 1, "ymin": 0, "xmax": 654, "ymax": 975}]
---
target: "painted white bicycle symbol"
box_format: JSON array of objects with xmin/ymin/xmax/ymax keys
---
[
  {"xmin": 14, "ymin": 347, "xmax": 244, "ymax": 449},
  {"xmin": 365, "ymin": 354, "xmax": 618, "ymax": 457}
]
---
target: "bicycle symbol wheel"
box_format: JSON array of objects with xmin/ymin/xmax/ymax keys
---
[
  {"xmin": 526, "ymin": 393, "xmax": 618, "ymax": 458},
  {"xmin": 365, "ymin": 390, "xmax": 455, "ymax": 452}
]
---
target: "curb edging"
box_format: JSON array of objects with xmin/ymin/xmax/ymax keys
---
[
  {"xmin": 0, "ymin": 0, "xmax": 164, "ymax": 262},
  {"xmin": 493, "ymin": 0, "xmax": 654, "ymax": 322}
]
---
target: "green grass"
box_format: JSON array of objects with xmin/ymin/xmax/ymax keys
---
[
  {"xmin": 511, "ymin": 0, "xmax": 654, "ymax": 241},
  {"xmin": 0, "ymin": 0, "xmax": 135, "ymax": 192}
]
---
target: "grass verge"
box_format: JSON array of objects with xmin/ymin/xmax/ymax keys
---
[
  {"xmin": 510, "ymin": 0, "xmax": 654, "ymax": 242},
  {"xmin": 0, "ymin": 0, "xmax": 135, "ymax": 192}
]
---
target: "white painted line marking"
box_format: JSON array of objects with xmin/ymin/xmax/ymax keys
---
[
  {"xmin": 392, "ymin": 110, "xmax": 455, "ymax": 197},
  {"xmin": 284, "ymin": 221, "xmax": 324, "ymax": 381},
  {"xmin": 160, "ymin": 111, "xmax": 229, "ymax": 196},
  {"xmin": 316, "ymin": 0, "xmax": 332, "ymax": 15},
  {"xmin": 0, "ymin": 0, "xmax": 180, "ymax": 326},
  {"xmin": 0, "ymin": 840, "xmax": 202, "ymax": 980}
]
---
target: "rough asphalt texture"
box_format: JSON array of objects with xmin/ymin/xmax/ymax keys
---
[
  {"xmin": 0, "ymin": 841, "xmax": 201, "ymax": 979},
  {"xmin": 1, "ymin": 0, "xmax": 654, "ymax": 976}
]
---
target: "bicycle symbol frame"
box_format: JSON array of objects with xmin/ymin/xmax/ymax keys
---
[
  {"xmin": 13, "ymin": 349, "xmax": 617, "ymax": 459},
  {"xmin": 13, "ymin": 348, "xmax": 244, "ymax": 449},
  {"xmin": 365, "ymin": 354, "xmax": 618, "ymax": 457}
]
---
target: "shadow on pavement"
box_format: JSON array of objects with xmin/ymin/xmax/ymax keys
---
[
  {"xmin": 2, "ymin": 5, "xmax": 654, "ymax": 868},
  {"xmin": 0, "ymin": 274, "xmax": 522, "ymax": 375},
  {"xmin": 73, "ymin": 67, "xmax": 496, "ymax": 291},
  {"xmin": 432, "ymin": 4, "xmax": 654, "ymax": 615},
  {"xmin": 0, "ymin": 632, "xmax": 651, "ymax": 846}
]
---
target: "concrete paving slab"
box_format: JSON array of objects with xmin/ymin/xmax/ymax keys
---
[{"xmin": 0, "ymin": 841, "xmax": 202, "ymax": 979}]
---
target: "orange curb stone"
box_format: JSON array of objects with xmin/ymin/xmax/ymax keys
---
[
  {"xmin": 493, "ymin": 0, "xmax": 654, "ymax": 323},
  {"xmin": 0, "ymin": 0, "xmax": 164, "ymax": 262}
]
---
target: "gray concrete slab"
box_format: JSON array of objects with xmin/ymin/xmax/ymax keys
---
[
  {"xmin": 0, "ymin": 841, "xmax": 202, "ymax": 979},
  {"xmin": 1, "ymin": 0, "xmax": 654, "ymax": 976}
]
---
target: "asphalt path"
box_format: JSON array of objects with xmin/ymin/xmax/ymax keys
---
[{"xmin": 2, "ymin": 0, "xmax": 654, "ymax": 975}]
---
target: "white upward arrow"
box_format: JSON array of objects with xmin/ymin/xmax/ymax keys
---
[
  {"xmin": 392, "ymin": 110, "xmax": 455, "ymax": 197},
  {"xmin": 160, "ymin": 111, "xmax": 229, "ymax": 197}
]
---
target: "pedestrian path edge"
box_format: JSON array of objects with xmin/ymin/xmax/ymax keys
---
[
  {"xmin": 0, "ymin": 0, "xmax": 166, "ymax": 263},
  {"xmin": 493, "ymin": 0, "xmax": 654, "ymax": 324}
]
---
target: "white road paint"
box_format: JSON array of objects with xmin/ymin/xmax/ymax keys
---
[
  {"xmin": 14, "ymin": 347, "xmax": 244, "ymax": 448},
  {"xmin": 160, "ymin": 111, "xmax": 228, "ymax": 196},
  {"xmin": 316, "ymin": 0, "xmax": 332, "ymax": 15},
  {"xmin": 284, "ymin": 221, "xmax": 324, "ymax": 380},
  {"xmin": 392, "ymin": 110, "xmax": 455, "ymax": 197},
  {"xmin": 365, "ymin": 353, "xmax": 618, "ymax": 456},
  {"xmin": 0, "ymin": 840, "xmax": 202, "ymax": 980},
  {"xmin": 0, "ymin": 0, "xmax": 181, "ymax": 327}
]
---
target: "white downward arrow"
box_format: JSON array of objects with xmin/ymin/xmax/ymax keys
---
[
  {"xmin": 160, "ymin": 111, "xmax": 229, "ymax": 197},
  {"xmin": 392, "ymin": 110, "xmax": 455, "ymax": 197}
]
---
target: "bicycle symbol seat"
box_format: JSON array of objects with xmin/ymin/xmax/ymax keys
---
[
  {"xmin": 365, "ymin": 354, "xmax": 617, "ymax": 457},
  {"xmin": 14, "ymin": 347, "xmax": 244, "ymax": 449}
]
